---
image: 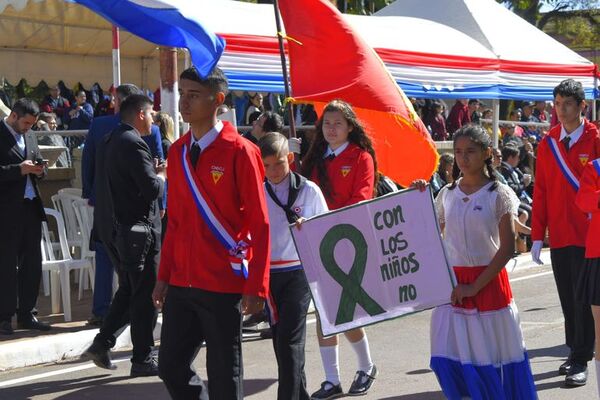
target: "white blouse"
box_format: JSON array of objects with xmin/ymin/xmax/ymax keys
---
[{"xmin": 436, "ymin": 180, "xmax": 519, "ymax": 267}]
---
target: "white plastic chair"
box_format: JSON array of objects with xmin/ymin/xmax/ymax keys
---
[
  {"xmin": 72, "ymin": 198, "xmax": 96, "ymax": 299},
  {"xmin": 58, "ymin": 188, "xmax": 82, "ymax": 197},
  {"xmin": 41, "ymin": 208, "xmax": 93, "ymax": 322},
  {"xmin": 51, "ymin": 192, "xmax": 84, "ymax": 252}
]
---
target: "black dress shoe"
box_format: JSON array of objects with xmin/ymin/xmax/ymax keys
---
[
  {"xmin": 82, "ymin": 342, "xmax": 116, "ymax": 370},
  {"xmin": 348, "ymin": 364, "xmax": 378, "ymax": 395},
  {"xmin": 17, "ymin": 316, "xmax": 51, "ymax": 331},
  {"xmin": 86, "ymin": 315, "xmax": 104, "ymax": 327},
  {"xmin": 130, "ymin": 354, "xmax": 159, "ymax": 377},
  {"xmin": 0, "ymin": 320, "xmax": 13, "ymax": 335},
  {"xmin": 565, "ymin": 363, "xmax": 587, "ymax": 387},
  {"xmin": 558, "ymin": 359, "xmax": 573, "ymax": 375}
]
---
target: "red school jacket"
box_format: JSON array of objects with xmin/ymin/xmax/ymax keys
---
[
  {"xmin": 575, "ymin": 160, "xmax": 600, "ymax": 258},
  {"xmin": 531, "ymin": 120, "xmax": 600, "ymax": 249},
  {"xmin": 311, "ymin": 143, "xmax": 375, "ymax": 210},
  {"xmin": 158, "ymin": 122, "xmax": 270, "ymax": 298}
]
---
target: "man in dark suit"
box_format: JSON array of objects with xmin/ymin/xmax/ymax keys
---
[
  {"xmin": 81, "ymin": 84, "xmax": 164, "ymax": 327},
  {"xmin": 0, "ymin": 98, "xmax": 51, "ymax": 335},
  {"xmin": 83, "ymin": 94, "xmax": 165, "ymax": 377}
]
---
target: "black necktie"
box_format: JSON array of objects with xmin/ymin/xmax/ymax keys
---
[
  {"xmin": 562, "ymin": 136, "xmax": 571, "ymax": 152},
  {"xmin": 326, "ymin": 153, "xmax": 336, "ymax": 161},
  {"xmin": 190, "ymin": 143, "xmax": 201, "ymax": 167}
]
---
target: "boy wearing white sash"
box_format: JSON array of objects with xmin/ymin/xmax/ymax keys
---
[
  {"xmin": 531, "ymin": 79, "xmax": 600, "ymax": 386},
  {"xmin": 152, "ymin": 67, "xmax": 270, "ymax": 400}
]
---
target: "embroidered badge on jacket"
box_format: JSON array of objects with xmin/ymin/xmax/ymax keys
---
[
  {"xmin": 341, "ymin": 166, "xmax": 351, "ymax": 177},
  {"xmin": 579, "ymin": 154, "xmax": 589, "ymax": 166},
  {"xmin": 210, "ymin": 165, "xmax": 224, "ymax": 184}
]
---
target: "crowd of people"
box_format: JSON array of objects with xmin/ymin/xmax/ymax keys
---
[{"xmin": 1, "ymin": 67, "xmax": 600, "ymax": 400}]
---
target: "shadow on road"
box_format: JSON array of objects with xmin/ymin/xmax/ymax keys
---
[
  {"xmin": 380, "ymin": 390, "xmax": 445, "ymax": 399},
  {"xmin": 528, "ymin": 344, "xmax": 569, "ymax": 360}
]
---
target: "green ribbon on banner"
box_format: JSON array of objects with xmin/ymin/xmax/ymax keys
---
[{"xmin": 319, "ymin": 224, "xmax": 386, "ymax": 325}]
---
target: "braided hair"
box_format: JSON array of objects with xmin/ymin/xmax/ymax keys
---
[{"xmin": 448, "ymin": 124, "xmax": 498, "ymax": 191}]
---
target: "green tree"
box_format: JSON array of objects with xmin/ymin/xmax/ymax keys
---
[{"xmin": 497, "ymin": 0, "xmax": 599, "ymax": 28}]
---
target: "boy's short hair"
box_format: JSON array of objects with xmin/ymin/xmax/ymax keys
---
[
  {"xmin": 553, "ymin": 79, "xmax": 585, "ymax": 104},
  {"xmin": 180, "ymin": 66, "xmax": 229, "ymax": 95},
  {"xmin": 120, "ymin": 94, "xmax": 153, "ymax": 122},
  {"xmin": 258, "ymin": 132, "xmax": 289, "ymax": 159},
  {"xmin": 501, "ymin": 144, "xmax": 520, "ymax": 160}
]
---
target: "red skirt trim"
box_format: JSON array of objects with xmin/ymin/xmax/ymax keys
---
[{"xmin": 452, "ymin": 266, "xmax": 513, "ymax": 312}]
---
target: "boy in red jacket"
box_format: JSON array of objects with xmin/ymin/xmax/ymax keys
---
[
  {"xmin": 152, "ymin": 67, "xmax": 270, "ymax": 400},
  {"xmin": 531, "ymin": 79, "xmax": 600, "ymax": 387}
]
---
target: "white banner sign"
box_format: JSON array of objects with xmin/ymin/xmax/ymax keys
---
[{"xmin": 291, "ymin": 187, "xmax": 455, "ymax": 336}]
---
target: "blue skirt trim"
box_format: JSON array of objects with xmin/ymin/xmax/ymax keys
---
[{"xmin": 430, "ymin": 352, "xmax": 537, "ymax": 400}]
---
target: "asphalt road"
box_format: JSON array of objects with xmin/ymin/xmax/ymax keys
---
[{"xmin": 0, "ymin": 263, "xmax": 596, "ymax": 399}]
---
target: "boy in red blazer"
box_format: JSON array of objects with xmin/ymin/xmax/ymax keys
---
[
  {"xmin": 152, "ymin": 67, "xmax": 270, "ymax": 400},
  {"xmin": 531, "ymin": 79, "xmax": 600, "ymax": 387}
]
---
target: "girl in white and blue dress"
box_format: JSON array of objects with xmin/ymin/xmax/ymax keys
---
[{"xmin": 418, "ymin": 124, "xmax": 537, "ymax": 399}]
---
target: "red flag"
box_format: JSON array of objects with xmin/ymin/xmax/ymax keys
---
[{"xmin": 278, "ymin": 0, "xmax": 438, "ymax": 187}]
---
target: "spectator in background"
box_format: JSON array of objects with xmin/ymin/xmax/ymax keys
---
[
  {"xmin": 95, "ymin": 93, "xmax": 116, "ymax": 117},
  {"xmin": 430, "ymin": 153, "xmax": 454, "ymax": 197},
  {"xmin": 244, "ymin": 92, "xmax": 264, "ymax": 125},
  {"xmin": 502, "ymin": 124, "xmax": 524, "ymax": 148},
  {"xmin": 425, "ymin": 102, "xmax": 448, "ymax": 141},
  {"xmin": 66, "ymin": 90, "xmax": 94, "ymax": 131},
  {"xmin": 41, "ymin": 85, "xmax": 70, "ymax": 129},
  {"xmin": 534, "ymin": 101, "xmax": 550, "ymax": 123},
  {"xmin": 521, "ymin": 101, "xmax": 541, "ymax": 139},
  {"xmin": 154, "ymin": 112, "xmax": 175, "ymax": 158},
  {"xmin": 446, "ymin": 99, "xmax": 470, "ymax": 136},
  {"xmin": 508, "ymin": 109, "xmax": 525, "ymax": 138},
  {"xmin": 243, "ymin": 111, "xmax": 284, "ymax": 145},
  {"xmin": 468, "ymin": 99, "xmax": 481, "ymax": 124},
  {"xmin": 491, "ymin": 147, "xmax": 508, "ymax": 185},
  {"xmin": 36, "ymin": 112, "xmax": 69, "ymax": 168}
]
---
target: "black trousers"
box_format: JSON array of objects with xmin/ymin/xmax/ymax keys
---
[
  {"xmin": 94, "ymin": 248, "xmax": 158, "ymax": 363},
  {"xmin": 550, "ymin": 246, "xmax": 595, "ymax": 365},
  {"xmin": 158, "ymin": 286, "xmax": 243, "ymax": 400},
  {"xmin": 0, "ymin": 200, "xmax": 43, "ymax": 321},
  {"xmin": 269, "ymin": 270, "xmax": 311, "ymax": 400}
]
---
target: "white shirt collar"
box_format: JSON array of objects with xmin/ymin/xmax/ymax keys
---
[
  {"xmin": 559, "ymin": 120, "xmax": 585, "ymax": 146},
  {"xmin": 190, "ymin": 120, "xmax": 223, "ymax": 152},
  {"xmin": 323, "ymin": 141, "xmax": 349, "ymax": 158}
]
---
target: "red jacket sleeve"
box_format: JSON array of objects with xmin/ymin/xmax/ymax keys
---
[
  {"xmin": 236, "ymin": 144, "xmax": 271, "ymax": 298},
  {"xmin": 531, "ymin": 139, "xmax": 548, "ymax": 241},
  {"xmin": 346, "ymin": 151, "xmax": 375, "ymax": 206},
  {"xmin": 576, "ymin": 163, "xmax": 600, "ymax": 214}
]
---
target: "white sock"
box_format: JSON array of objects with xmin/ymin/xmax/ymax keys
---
[
  {"xmin": 350, "ymin": 336, "xmax": 374, "ymax": 374},
  {"xmin": 594, "ymin": 360, "xmax": 600, "ymax": 399},
  {"xmin": 319, "ymin": 345, "xmax": 340, "ymax": 385}
]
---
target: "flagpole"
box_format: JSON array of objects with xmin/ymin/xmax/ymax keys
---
[
  {"xmin": 112, "ymin": 26, "xmax": 121, "ymax": 87},
  {"xmin": 272, "ymin": 0, "xmax": 298, "ymax": 148}
]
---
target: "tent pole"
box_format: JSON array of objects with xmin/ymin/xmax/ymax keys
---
[
  {"xmin": 273, "ymin": 0, "xmax": 299, "ymax": 168},
  {"xmin": 160, "ymin": 47, "xmax": 179, "ymax": 140},
  {"xmin": 112, "ymin": 26, "xmax": 121, "ymax": 88},
  {"xmin": 492, "ymin": 99, "xmax": 500, "ymax": 148}
]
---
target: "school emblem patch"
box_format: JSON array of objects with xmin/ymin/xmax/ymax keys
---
[
  {"xmin": 210, "ymin": 166, "xmax": 224, "ymax": 184},
  {"xmin": 341, "ymin": 166, "xmax": 351, "ymax": 177},
  {"xmin": 579, "ymin": 154, "xmax": 589, "ymax": 166}
]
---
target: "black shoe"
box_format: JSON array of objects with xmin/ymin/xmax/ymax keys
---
[
  {"xmin": 17, "ymin": 316, "xmax": 51, "ymax": 331},
  {"xmin": 558, "ymin": 359, "xmax": 573, "ymax": 376},
  {"xmin": 86, "ymin": 315, "xmax": 104, "ymax": 327},
  {"xmin": 0, "ymin": 320, "xmax": 13, "ymax": 335},
  {"xmin": 130, "ymin": 353, "xmax": 159, "ymax": 377},
  {"xmin": 259, "ymin": 328, "xmax": 273, "ymax": 339},
  {"xmin": 348, "ymin": 365, "xmax": 377, "ymax": 395},
  {"xmin": 82, "ymin": 342, "xmax": 116, "ymax": 370},
  {"xmin": 242, "ymin": 312, "xmax": 267, "ymax": 328},
  {"xmin": 565, "ymin": 363, "xmax": 587, "ymax": 387},
  {"xmin": 311, "ymin": 381, "xmax": 343, "ymax": 400}
]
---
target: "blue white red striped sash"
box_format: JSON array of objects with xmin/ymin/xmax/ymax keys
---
[
  {"xmin": 181, "ymin": 143, "xmax": 250, "ymax": 279},
  {"xmin": 593, "ymin": 158, "xmax": 600, "ymax": 177},
  {"xmin": 548, "ymin": 137, "xmax": 579, "ymax": 190}
]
